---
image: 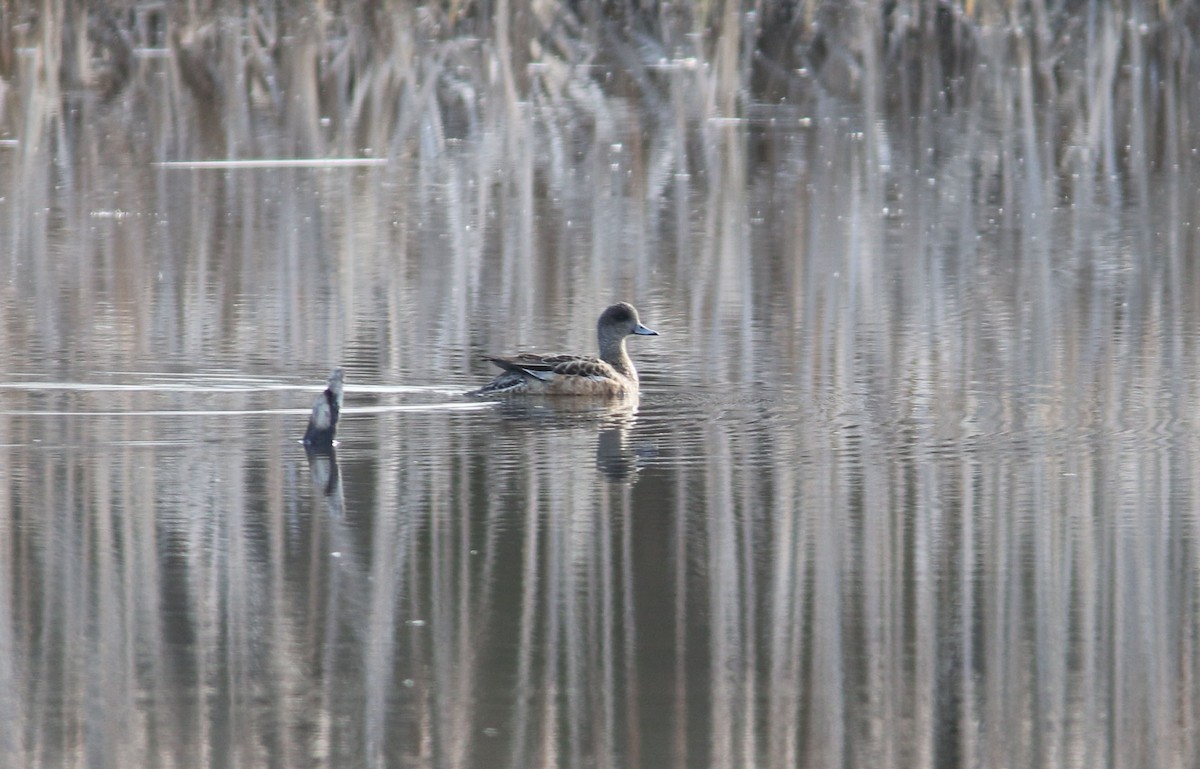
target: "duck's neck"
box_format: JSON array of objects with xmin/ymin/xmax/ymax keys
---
[{"xmin": 599, "ymin": 334, "xmax": 637, "ymax": 381}]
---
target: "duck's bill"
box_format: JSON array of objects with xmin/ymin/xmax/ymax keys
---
[{"xmin": 633, "ymin": 324, "xmax": 659, "ymax": 336}]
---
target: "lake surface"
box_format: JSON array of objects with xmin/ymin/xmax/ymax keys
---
[{"xmin": 2, "ymin": 5, "xmax": 1200, "ymax": 768}]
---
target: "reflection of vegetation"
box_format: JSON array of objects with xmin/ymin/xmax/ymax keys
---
[
  {"xmin": 1, "ymin": 6, "xmax": 1198, "ymax": 768},
  {"xmin": 0, "ymin": 0, "xmax": 1192, "ymax": 378},
  {"xmin": 1, "ymin": 1, "xmax": 1195, "ymax": 164}
]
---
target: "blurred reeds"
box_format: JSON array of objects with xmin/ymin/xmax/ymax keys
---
[
  {"xmin": 1, "ymin": 5, "xmax": 1200, "ymax": 769},
  {"xmin": 1, "ymin": 1, "xmax": 1196, "ymax": 169},
  {"xmin": 0, "ymin": 0, "xmax": 1197, "ymax": 374}
]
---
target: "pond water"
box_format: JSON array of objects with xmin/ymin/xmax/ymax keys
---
[{"xmin": 2, "ymin": 6, "xmax": 1200, "ymax": 769}]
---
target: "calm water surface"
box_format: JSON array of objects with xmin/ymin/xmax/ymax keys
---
[{"xmin": 3, "ymin": 9, "xmax": 1200, "ymax": 769}]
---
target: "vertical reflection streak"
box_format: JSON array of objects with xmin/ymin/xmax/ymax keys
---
[
  {"xmin": 736, "ymin": 429, "xmax": 758, "ymax": 769},
  {"xmin": 597, "ymin": 484, "xmax": 615, "ymax": 769},
  {"xmin": 0, "ymin": 438, "xmax": 23, "ymax": 764},
  {"xmin": 912, "ymin": 458, "xmax": 935, "ymax": 769},
  {"xmin": 671, "ymin": 465, "xmax": 690, "ymax": 769},
  {"xmin": 364, "ymin": 445, "xmax": 405, "ymax": 769},
  {"xmin": 509, "ymin": 473, "xmax": 540, "ymax": 769},
  {"xmin": 538, "ymin": 466, "xmax": 562, "ymax": 769},
  {"xmin": 767, "ymin": 444, "xmax": 802, "ymax": 769},
  {"xmin": 957, "ymin": 459, "xmax": 978, "ymax": 769},
  {"xmin": 620, "ymin": 485, "xmax": 640, "ymax": 768},
  {"xmin": 705, "ymin": 425, "xmax": 737, "ymax": 769},
  {"xmin": 808, "ymin": 456, "xmax": 843, "ymax": 767}
]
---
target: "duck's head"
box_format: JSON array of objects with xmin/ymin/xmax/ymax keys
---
[{"xmin": 600, "ymin": 302, "xmax": 658, "ymax": 339}]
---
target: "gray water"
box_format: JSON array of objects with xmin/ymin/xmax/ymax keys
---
[{"xmin": 2, "ymin": 5, "xmax": 1200, "ymax": 768}]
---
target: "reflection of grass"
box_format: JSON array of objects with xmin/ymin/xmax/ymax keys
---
[
  {"xmin": 1, "ymin": 2, "xmax": 1195, "ymax": 157},
  {"xmin": 0, "ymin": 0, "xmax": 1194, "ymax": 379},
  {"xmin": 0, "ymin": 11, "xmax": 1196, "ymax": 766}
]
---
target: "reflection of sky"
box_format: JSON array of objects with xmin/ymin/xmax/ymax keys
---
[{"xmin": 0, "ymin": 7, "xmax": 1198, "ymax": 769}]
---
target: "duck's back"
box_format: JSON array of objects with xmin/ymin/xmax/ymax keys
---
[{"xmin": 469, "ymin": 353, "xmax": 633, "ymax": 396}]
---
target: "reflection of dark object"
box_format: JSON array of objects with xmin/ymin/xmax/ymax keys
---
[
  {"xmin": 51, "ymin": 7, "xmax": 135, "ymax": 103},
  {"xmin": 305, "ymin": 447, "xmax": 344, "ymax": 518},
  {"xmin": 756, "ymin": 1, "xmax": 976, "ymax": 106},
  {"xmin": 304, "ymin": 368, "xmax": 345, "ymax": 448},
  {"xmin": 171, "ymin": 22, "xmax": 221, "ymax": 108},
  {"xmin": 86, "ymin": 9, "xmax": 134, "ymax": 102},
  {"xmin": 468, "ymin": 302, "xmax": 658, "ymax": 396}
]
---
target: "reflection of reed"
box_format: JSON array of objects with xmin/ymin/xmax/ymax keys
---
[
  {"xmin": 0, "ymin": 2, "xmax": 1191, "ymax": 375},
  {"xmin": 2, "ymin": 3, "xmax": 1200, "ymax": 768},
  {"xmin": 3, "ymin": 282, "xmax": 1200, "ymax": 769}
]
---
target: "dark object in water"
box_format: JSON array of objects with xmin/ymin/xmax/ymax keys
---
[{"xmin": 304, "ymin": 368, "xmax": 345, "ymax": 447}]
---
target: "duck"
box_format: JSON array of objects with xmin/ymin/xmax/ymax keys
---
[
  {"xmin": 304, "ymin": 368, "xmax": 345, "ymax": 447},
  {"xmin": 468, "ymin": 302, "xmax": 658, "ymax": 396}
]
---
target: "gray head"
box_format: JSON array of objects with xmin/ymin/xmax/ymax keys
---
[
  {"xmin": 597, "ymin": 303, "xmax": 657, "ymax": 369},
  {"xmin": 598, "ymin": 302, "xmax": 658, "ymax": 340}
]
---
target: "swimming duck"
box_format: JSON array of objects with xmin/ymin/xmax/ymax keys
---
[
  {"xmin": 469, "ymin": 302, "xmax": 658, "ymax": 396},
  {"xmin": 304, "ymin": 368, "xmax": 345, "ymax": 447}
]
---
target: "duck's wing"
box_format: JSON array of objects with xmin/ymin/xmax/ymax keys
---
[
  {"xmin": 538, "ymin": 357, "xmax": 621, "ymax": 381},
  {"xmin": 484, "ymin": 353, "xmax": 590, "ymax": 373},
  {"xmin": 486, "ymin": 353, "xmax": 620, "ymax": 380}
]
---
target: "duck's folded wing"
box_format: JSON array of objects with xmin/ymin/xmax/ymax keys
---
[
  {"xmin": 546, "ymin": 358, "xmax": 619, "ymax": 380},
  {"xmin": 484, "ymin": 353, "xmax": 617, "ymax": 382},
  {"xmin": 484, "ymin": 353, "xmax": 586, "ymax": 372}
]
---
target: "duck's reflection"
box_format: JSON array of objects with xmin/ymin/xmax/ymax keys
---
[
  {"xmin": 492, "ymin": 395, "xmax": 645, "ymax": 482},
  {"xmin": 595, "ymin": 417, "xmax": 641, "ymax": 481}
]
